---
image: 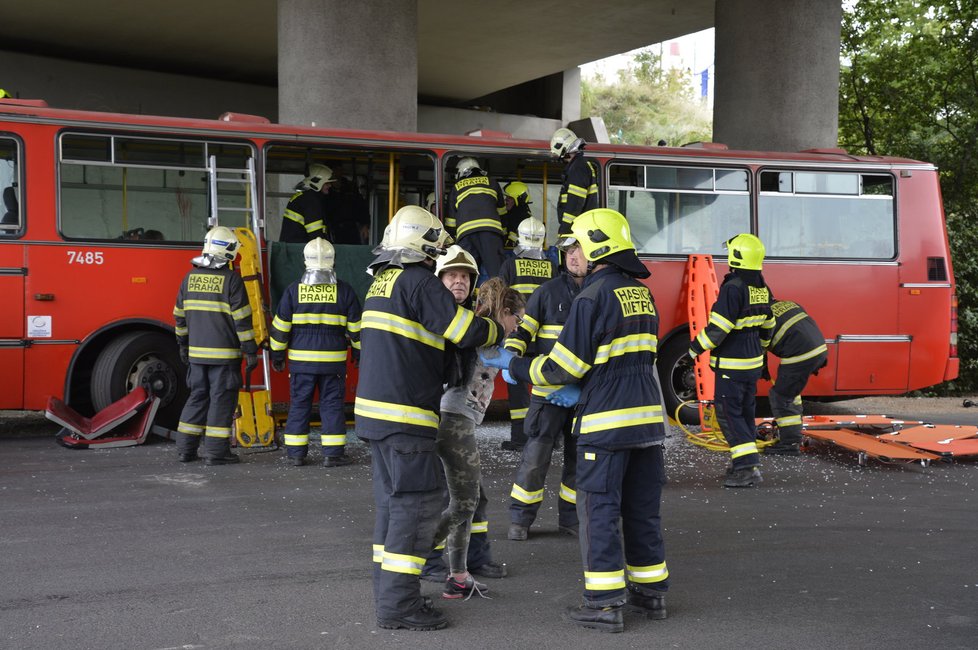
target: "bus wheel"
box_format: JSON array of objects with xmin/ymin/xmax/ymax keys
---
[
  {"xmin": 657, "ymin": 337, "xmax": 700, "ymax": 425},
  {"xmin": 91, "ymin": 331, "xmax": 188, "ymax": 430}
]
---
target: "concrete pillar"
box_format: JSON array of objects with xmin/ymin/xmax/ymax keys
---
[
  {"xmin": 561, "ymin": 68, "xmax": 582, "ymax": 124},
  {"xmin": 277, "ymin": 0, "xmax": 417, "ymax": 132},
  {"xmin": 713, "ymin": 0, "xmax": 842, "ymax": 152}
]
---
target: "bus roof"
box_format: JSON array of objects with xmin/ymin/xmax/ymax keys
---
[{"xmin": 0, "ymin": 98, "xmax": 931, "ymax": 168}]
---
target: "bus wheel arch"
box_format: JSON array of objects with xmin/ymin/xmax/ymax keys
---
[
  {"xmin": 70, "ymin": 325, "xmax": 187, "ymax": 431},
  {"xmin": 657, "ymin": 330, "xmax": 700, "ymax": 425}
]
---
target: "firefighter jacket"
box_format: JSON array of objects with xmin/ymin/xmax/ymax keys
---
[
  {"xmin": 446, "ymin": 174, "xmax": 506, "ymax": 239},
  {"xmin": 689, "ymin": 271, "xmax": 775, "ymax": 381},
  {"xmin": 280, "ymin": 188, "xmax": 327, "ymax": 243},
  {"xmin": 499, "ymin": 255, "xmax": 557, "ymax": 297},
  {"xmin": 269, "ymin": 279, "xmax": 362, "ymax": 375},
  {"xmin": 769, "ymin": 300, "xmax": 827, "ymax": 365},
  {"xmin": 509, "ymin": 266, "xmax": 664, "ymax": 449},
  {"xmin": 355, "ymin": 263, "xmax": 504, "ymax": 440},
  {"xmin": 503, "ymin": 272, "xmax": 581, "ymax": 397},
  {"xmin": 503, "ymin": 203, "xmax": 531, "ymax": 249},
  {"xmin": 174, "ymin": 265, "xmax": 257, "ymax": 365},
  {"xmin": 557, "ymin": 155, "xmax": 599, "ymax": 235}
]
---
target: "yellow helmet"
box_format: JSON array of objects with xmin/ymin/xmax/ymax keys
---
[
  {"xmin": 303, "ymin": 237, "xmax": 335, "ymax": 271},
  {"xmin": 435, "ymin": 244, "xmax": 479, "ymax": 277},
  {"xmin": 550, "ymin": 127, "xmax": 585, "ymax": 159},
  {"xmin": 201, "ymin": 226, "xmax": 240, "ymax": 262},
  {"xmin": 568, "ymin": 209, "xmax": 634, "ymax": 262},
  {"xmin": 0, "ymin": 89, "xmax": 11, "ymax": 99},
  {"xmin": 385, "ymin": 205, "xmax": 452, "ymax": 262},
  {"xmin": 305, "ymin": 163, "xmax": 336, "ymax": 191},
  {"xmin": 456, "ymin": 157, "xmax": 481, "ymax": 179},
  {"xmin": 504, "ymin": 181, "xmax": 531, "ymax": 206},
  {"xmin": 725, "ymin": 233, "xmax": 765, "ymax": 270}
]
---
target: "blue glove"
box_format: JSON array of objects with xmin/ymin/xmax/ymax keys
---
[
  {"xmin": 547, "ymin": 384, "xmax": 582, "ymax": 408},
  {"xmin": 501, "ymin": 369, "xmax": 517, "ymax": 385},
  {"xmin": 479, "ymin": 346, "xmax": 515, "ymax": 370}
]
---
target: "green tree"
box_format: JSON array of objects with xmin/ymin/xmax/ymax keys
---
[
  {"xmin": 839, "ymin": 0, "xmax": 978, "ymax": 392},
  {"xmin": 582, "ymin": 49, "xmax": 712, "ymax": 146}
]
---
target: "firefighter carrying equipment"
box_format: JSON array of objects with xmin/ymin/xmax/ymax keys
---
[
  {"xmin": 48, "ymin": 387, "xmax": 160, "ymax": 449},
  {"xmin": 232, "ymin": 226, "xmax": 275, "ymax": 448}
]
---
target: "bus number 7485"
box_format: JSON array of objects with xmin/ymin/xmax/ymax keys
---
[{"xmin": 67, "ymin": 250, "xmax": 104, "ymax": 265}]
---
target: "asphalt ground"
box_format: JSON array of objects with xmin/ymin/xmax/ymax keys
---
[{"xmin": 1, "ymin": 398, "xmax": 976, "ymax": 650}]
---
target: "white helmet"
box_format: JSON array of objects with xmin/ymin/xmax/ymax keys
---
[
  {"xmin": 301, "ymin": 237, "xmax": 336, "ymax": 285},
  {"xmin": 435, "ymin": 244, "xmax": 479, "ymax": 278},
  {"xmin": 550, "ymin": 127, "xmax": 585, "ymax": 159},
  {"xmin": 455, "ymin": 157, "xmax": 481, "ymax": 179},
  {"xmin": 305, "ymin": 163, "xmax": 336, "ymax": 191},
  {"xmin": 425, "ymin": 191, "xmax": 437, "ymax": 212},
  {"xmin": 514, "ymin": 217, "xmax": 546, "ymax": 259},
  {"xmin": 200, "ymin": 226, "xmax": 240, "ymax": 265},
  {"xmin": 369, "ymin": 206, "xmax": 452, "ymax": 272}
]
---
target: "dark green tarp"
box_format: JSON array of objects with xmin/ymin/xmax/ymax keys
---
[{"xmin": 268, "ymin": 242, "xmax": 375, "ymax": 311}]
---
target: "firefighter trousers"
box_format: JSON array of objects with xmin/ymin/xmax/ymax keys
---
[
  {"xmin": 769, "ymin": 353, "xmax": 827, "ymax": 445},
  {"xmin": 458, "ymin": 231, "xmax": 504, "ymax": 280},
  {"xmin": 506, "ymin": 380, "xmax": 530, "ymax": 445},
  {"xmin": 369, "ymin": 433, "xmax": 446, "ymax": 620},
  {"xmin": 714, "ymin": 373, "xmax": 761, "ymax": 470},
  {"xmin": 509, "ymin": 398, "xmax": 578, "ymax": 529},
  {"xmin": 577, "ymin": 443, "xmax": 669, "ymax": 608},
  {"xmin": 283, "ymin": 371, "xmax": 346, "ymax": 459},
  {"xmin": 177, "ymin": 363, "xmax": 240, "ymax": 459}
]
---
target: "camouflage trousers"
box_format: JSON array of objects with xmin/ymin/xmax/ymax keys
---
[{"xmin": 434, "ymin": 412, "xmax": 483, "ymax": 573}]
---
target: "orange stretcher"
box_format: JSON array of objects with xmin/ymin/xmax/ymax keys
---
[
  {"xmin": 879, "ymin": 424, "xmax": 978, "ymax": 457},
  {"xmin": 801, "ymin": 427, "xmax": 941, "ymax": 466},
  {"xmin": 685, "ymin": 255, "xmax": 719, "ymax": 430}
]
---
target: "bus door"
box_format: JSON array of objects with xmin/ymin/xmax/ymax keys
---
[{"xmin": 0, "ymin": 136, "xmax": 24, "ymax": 408}]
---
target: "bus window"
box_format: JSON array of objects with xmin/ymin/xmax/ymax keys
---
[
  {"xmin": 0, "ymin": 137, "xmax": 21, "ymax": 235},
  {"xmin": 265, "ymin": 144, "xmax": 438, "ymax": 246},
  {"xmin": 59, "ymin": 133, "xmax": 253, "ymax": 242},
  {"xmin": 608, "ymin": 163, "xmax": 750, "ymax": 256},
  {"xmin": 759, "ymin": 170, "xmax": 895, "ymax": 259}
]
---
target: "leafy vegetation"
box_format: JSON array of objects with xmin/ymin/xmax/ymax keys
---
[{"xmin": 582, "ymin": 50, "xmax": 712, "ymax": 147}]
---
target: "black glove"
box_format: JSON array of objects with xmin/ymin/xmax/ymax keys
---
[
  {"xmin": 761, "ymin": 363, "xmax": 771, "ymax": 382},
  {"xmin": 245, "ymin": 353, "xmax": 258, "ymax": 373},
  {"xmin": 272, "ymin": 357, "xmax": 285, "ymax": 373},
  {"xmin": 179, "ymin": 346, "xmax": 189, "ymax": 366}
]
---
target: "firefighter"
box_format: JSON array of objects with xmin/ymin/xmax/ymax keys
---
[
  {"xmin": 501, "ymin": 181, "xmax": 532, "ymax": 251},
  {"xmin": 434, "ymin": 251, "xmax": 523, "ymax": 597},
  {"xmin": 501, "ymin": 231, "xmax": 584, "ymax": 539},
  {"xmin": 355, "ymin": 206, "xmax": 508, "ymax": 631},
  {"xmin": 483, "ymin": 208, "xmax": 669, "ymax": 633},
  {"xmin": 445, "ymin": 157, "xmax": 507, "ymax": 279},
  {"xmin": 173, "ymin": 226, "xmax": 257, "ymax": 466},
  {"xmin": 280, "ymin": 163, "xmax": 335, "ymax": 243},
  {"xmin": 551, "ymin": 128, "xmax": 598, "ymax": 237},
  {"xmin": 498, "ymin": 216, "xmax": 556, "ymax": 451},
  {"xmin": 689, "ymin": 233, "xmax": 775, "ymax": 487},
  {"xmin": 763, "ymin": 299, "xmax": 828, "ymax": 455},
  {"xmin": 269, "ymin": 238, "xmax": 362, "ymax": 467}
]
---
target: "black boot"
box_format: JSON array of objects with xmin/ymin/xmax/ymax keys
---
[
  {"xmin": 204, "ymin": 452, "xmax": 240, "ymax": 466},
  {"xmin": 723, "ymin": 466, "xmax": 762, "ymax": 488},
  {"xmin": 565, "ymin": 603, "xmax": 624, "ymax": 633},
  {"xmin": 626, "ymin": 587, "xmax": 667, "ymax": 620},
  {"xmin": 764, "ymin": 441, "xmax": 801, "ymax": 456},
  {"xmin": 377, "ymin": 600, "xmax": 448, "ymax": 631}
]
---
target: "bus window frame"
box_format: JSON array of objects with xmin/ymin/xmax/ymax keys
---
[
  {"xmin": 606, "ymin": 159, "xmax": 752, "ymax": 259},
  {"xmin": 56, "ymin": 129, "xmax": 257, "ymax": 244},
  {"xmin": 756, "ymin": 167, "xmax": 899, "ymax": 263},
  {"xmin": 0, "ymin": 131, "xmax": 25, "ymax": 239}
]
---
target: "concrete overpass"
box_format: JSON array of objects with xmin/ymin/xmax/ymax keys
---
[{"xmin": 0, "ymin": 0, "xmax": 842, "ymax": 151}]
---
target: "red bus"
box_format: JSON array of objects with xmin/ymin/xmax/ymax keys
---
[{"xmin": 0, "ymin": 99, "xmax": 957, "ymax": 428}]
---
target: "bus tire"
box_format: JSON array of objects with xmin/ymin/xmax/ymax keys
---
[
  {"xmin": 657, "ymin": 336, "xmax": 701, "ymax": 425},
  {"xmin": 90, "ymin": 330, "xmax": 187, "ymax": 431}
]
